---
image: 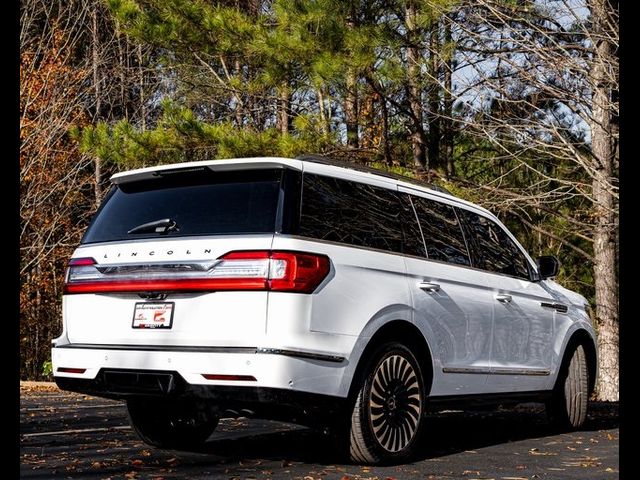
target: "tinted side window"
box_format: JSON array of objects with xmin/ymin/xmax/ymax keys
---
[
  {"xmin": 300, "ymin": 174, "xmax": 404, "ymax": 253},
  {"xmin": 398, "ymin": 193, "xmax": 426, "ymax": 257},
  {"xmin": 411, "ymin": 196, "xmax": 470, "ymax": 266},
  {"xmin": 457, "ymin": 209, "xmax": 531, "ymax": 279}
]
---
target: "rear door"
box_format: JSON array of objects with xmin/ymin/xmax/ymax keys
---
[
  {"xmin": 64, "ymin": 168, "xmax": 285, "ymax": 348},
  {"xmin": 399, "ymin": 189, "xmax": 495, "ymax": 396},
  {"xmin": 457, "ymin": 209, "xmax": 556, "ymax": 392},
  {"xmin": 269, "ymin": 172, "xmax": 412, "ymax": 357}
]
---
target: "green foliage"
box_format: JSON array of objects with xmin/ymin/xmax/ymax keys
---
[
  {"xmin": 76, "ymin": 100, "xmax": 335, "ymax": 168},
  {"xmin": 41, "ymin": 360, "xmax": 53, "ymax": 378}
]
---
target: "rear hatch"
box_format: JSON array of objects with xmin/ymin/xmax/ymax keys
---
[{"xmin": 63, "ymin": 166, "xmax": 290, "ymax": 347}]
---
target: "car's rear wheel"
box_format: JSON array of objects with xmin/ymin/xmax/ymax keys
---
[
  {"xmin": 349, "ymin": 343, "xmax": 426, "ymax": 464},
  {"xmin": 126, "ymin": 398, "xmax": 219, "ymax": 449},
  {"xmin": 547, "ymin": 343, "xmax": 589, "ymax": 429}
]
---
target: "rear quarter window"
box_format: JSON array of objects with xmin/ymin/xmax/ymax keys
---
[{"xmin": 299, "ymin": 173, "xmax": 404, "ymax": 253}]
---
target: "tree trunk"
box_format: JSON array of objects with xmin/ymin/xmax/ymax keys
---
[
  {"xmin": 317, "ymin": 87, "xmax": 329, "ymax": 135},
  {"xmin": 442, "ymin": 15, "xmax": 454, "ymax": 178},
  {"xmin": 276, "ymin": 82, "xmax": 290, "ymax": 135},
  {"xmin": 589, "ymin": 0, "xmax": 618, "ymax": 402},
  {"xmin": 427, "ymin": 21, "xmax": 441, "ymax": 171},
  {"xmin": 381, "ymin": 96, "xmax": 392, "ymax": 166},
  {"xmin": 344, "ymin": 5, "xmax": 359, "ymax": 149},
  {"xmin": 344, "ymin": 70, "xmax": 359, "ymax": 148},
  {"xmin": 234, "ymin": 57, "xmax": 244, "ymax": 128},
  {"xmin": 116, "ymin": 28, "xmax": 127, "ymax": 121},
  {"xmin": 138, "ymin": 44, "xmax": 146, "ymax": 131},
  {"xmin": 406, "ymin": 1, "xmax": 426, "ymax": 171},
  {"xmin": 91, "ymin": 6, "xmax": 102, "ymax": 204}
]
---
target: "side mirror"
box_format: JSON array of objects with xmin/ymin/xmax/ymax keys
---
[{"xmin": 537, "ymin": 255, "xmax": 560, "ymax": 279}]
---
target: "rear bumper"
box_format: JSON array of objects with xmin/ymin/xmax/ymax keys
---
[
  {"xmin": 54, "ymin": 369, "xmax": 348, "ymax": 426},
  {"xmin": 52, "ymin": 344, "xmax": 349, "ymax": 398}
]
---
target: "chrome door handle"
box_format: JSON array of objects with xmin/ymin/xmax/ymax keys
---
[
  {"xmin": 495, "ymin": 293, "xmax": 512, "ymax": 303},
  {"xmin": 418, "ymin": 282, "xmax": 441, "ymax": 293},
  {"xmin": 540, "ymin": 301, "xmax": 568, "ymax": 313}
]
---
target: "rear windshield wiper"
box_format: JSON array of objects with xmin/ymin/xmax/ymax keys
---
[{"xmin": 127, "ymin": 218, "xmax": 179, "ymax": 235}]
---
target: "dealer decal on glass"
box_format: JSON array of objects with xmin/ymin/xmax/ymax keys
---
[{"xmin": 132, "ymin": 302, "xmax": 175, "ymax": 329}]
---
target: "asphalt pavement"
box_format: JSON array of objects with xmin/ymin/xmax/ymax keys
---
[{"xmin": 20, "ymin": 384, "xmax": 619, "ymax": 479}]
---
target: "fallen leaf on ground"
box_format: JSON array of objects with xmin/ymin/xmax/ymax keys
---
[{"xmin": 529, "ymin": 448, "xmax": 557, "ymax": 456}]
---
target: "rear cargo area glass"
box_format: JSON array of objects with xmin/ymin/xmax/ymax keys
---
[{"xmin": 82, "ymin": 169, "xmax": 282, "ymax": 244}]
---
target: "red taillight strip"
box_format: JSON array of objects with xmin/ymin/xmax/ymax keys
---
[
  {"xmin": 201, "ymin": 374, "xmax": 257, "ymax": 381},
  {"xmin": 57, "ymin": 367, "xmax": 87, "ymax": 374},
  {"xmin": 68, "ymin": 257, "xmax": 96, "ymax": 266},
  {"xmin": 64, "ymin": 277, "xmax": 268, "ymax": 294},
  {"xmin": 64, "ymin": 250, "xmax": 330, "ymax": 294}
]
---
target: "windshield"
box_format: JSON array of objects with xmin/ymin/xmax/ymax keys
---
[{"xmin": 82, "ymin": 169, "xmax": 283, "ymax": 244}]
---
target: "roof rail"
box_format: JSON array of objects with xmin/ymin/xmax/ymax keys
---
[{"xmin": 295, "ymin": 154, "xmax": 453, "ymax": 196}]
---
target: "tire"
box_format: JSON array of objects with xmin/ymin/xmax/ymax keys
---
[
  {"xmin": 349, "ymin": 343, "xmax": 426, "ymax": 464},
  {"xmin": 126, "ymin": 398, "xmax": 219, "ymax": 449},
  {"xmin": 546, "ymin": 344, "xmax": 589, "ymax": 429}
]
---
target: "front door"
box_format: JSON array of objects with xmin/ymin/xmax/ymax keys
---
[
  {"xmin": 456, "ymin": 208, "xmax": 555, "ymax": 392},
  {"xmin": 488, "ymin": 272, "xmax": 556, "ymax": 391},
  {"xmin": 399, "ymin": 188, "xmax": 495, "ymax": 396}
]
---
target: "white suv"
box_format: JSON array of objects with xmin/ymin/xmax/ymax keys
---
[{"xmin": 53, "ymin": 156, "xmax": 597, "ymax": 463}]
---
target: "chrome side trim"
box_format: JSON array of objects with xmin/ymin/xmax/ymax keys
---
[
  {"xmin": 491, "ymin": 368, "xmax": 551, "ymax": 376},
  {"xmin": 442, "ymin": 367, "xmax": 490, "ymax": 375},
  {"xmin": 257, "ymin": 348, "xmax": 346, "ymax": 363},
  {"xmin": 443, "ymin": 366, "xmax": 551, "ymax": 376}
]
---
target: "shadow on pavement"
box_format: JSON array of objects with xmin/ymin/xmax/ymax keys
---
[
  {"xmin": 192, "ymin": 401, "xmax": 619, "ymax": 465},
  {"xmin": 20, "ymin": 397, "xmax": 618, "ymax": 478}
]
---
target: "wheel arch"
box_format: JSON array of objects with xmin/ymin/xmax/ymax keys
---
[
  {"xmin": 561, "ymin": 328, "xmax": 597, "ymax": 396},
  {"xmin": 346, "ymin": 320, "xmax": 434, "ymax": 400}
]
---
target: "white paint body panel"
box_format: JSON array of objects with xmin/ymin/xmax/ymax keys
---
[
  {"xmin": 53, "ymin": 157, "xmax": 596, "ymax": 403},
  {"xmin": 486, "ymin": 272, "xmax": 557, "ymax": 392},
  {"xmin": 403, "ymin": 256, "xmax": 494, "ymax": 396},
  {"xmin": 63, "ymin": 236, "xmax": 274, "ymax": 347}
]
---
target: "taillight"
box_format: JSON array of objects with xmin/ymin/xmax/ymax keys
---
[
  {"xmin": 56, "ymin": 367, "xmax": 87, "ymax": 374},
  {"xmin": 268, "ymin": 251, "xmax": 331, "ymax": 293},
  {"xmin": 65, "ymin": 257, "xmax": 100, "ymax": 284},
  {"xmin": 63, "ymin": 251, "xmax": 330, "ymax": 294}
]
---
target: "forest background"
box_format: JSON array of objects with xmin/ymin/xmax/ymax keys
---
[{"xmin": 20, "ymin": 0, "xmax": 619, "ymax": 400}]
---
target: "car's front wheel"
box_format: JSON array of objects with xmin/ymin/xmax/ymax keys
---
[
  {"xmin": 126, "ymin": 398, "xmax": 219, "ymax": 449},
  {"xmin": 349, "ymin": 343, "xmax": 426, "ymax": 464},
  {"xmin": 547, "ymin": 343, "xmax": 589, "ymax": 429}
]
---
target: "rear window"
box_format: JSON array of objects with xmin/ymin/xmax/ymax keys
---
[{"xmin": 82, "ymin": 169, "xmax": 282, "ymax": 244}]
